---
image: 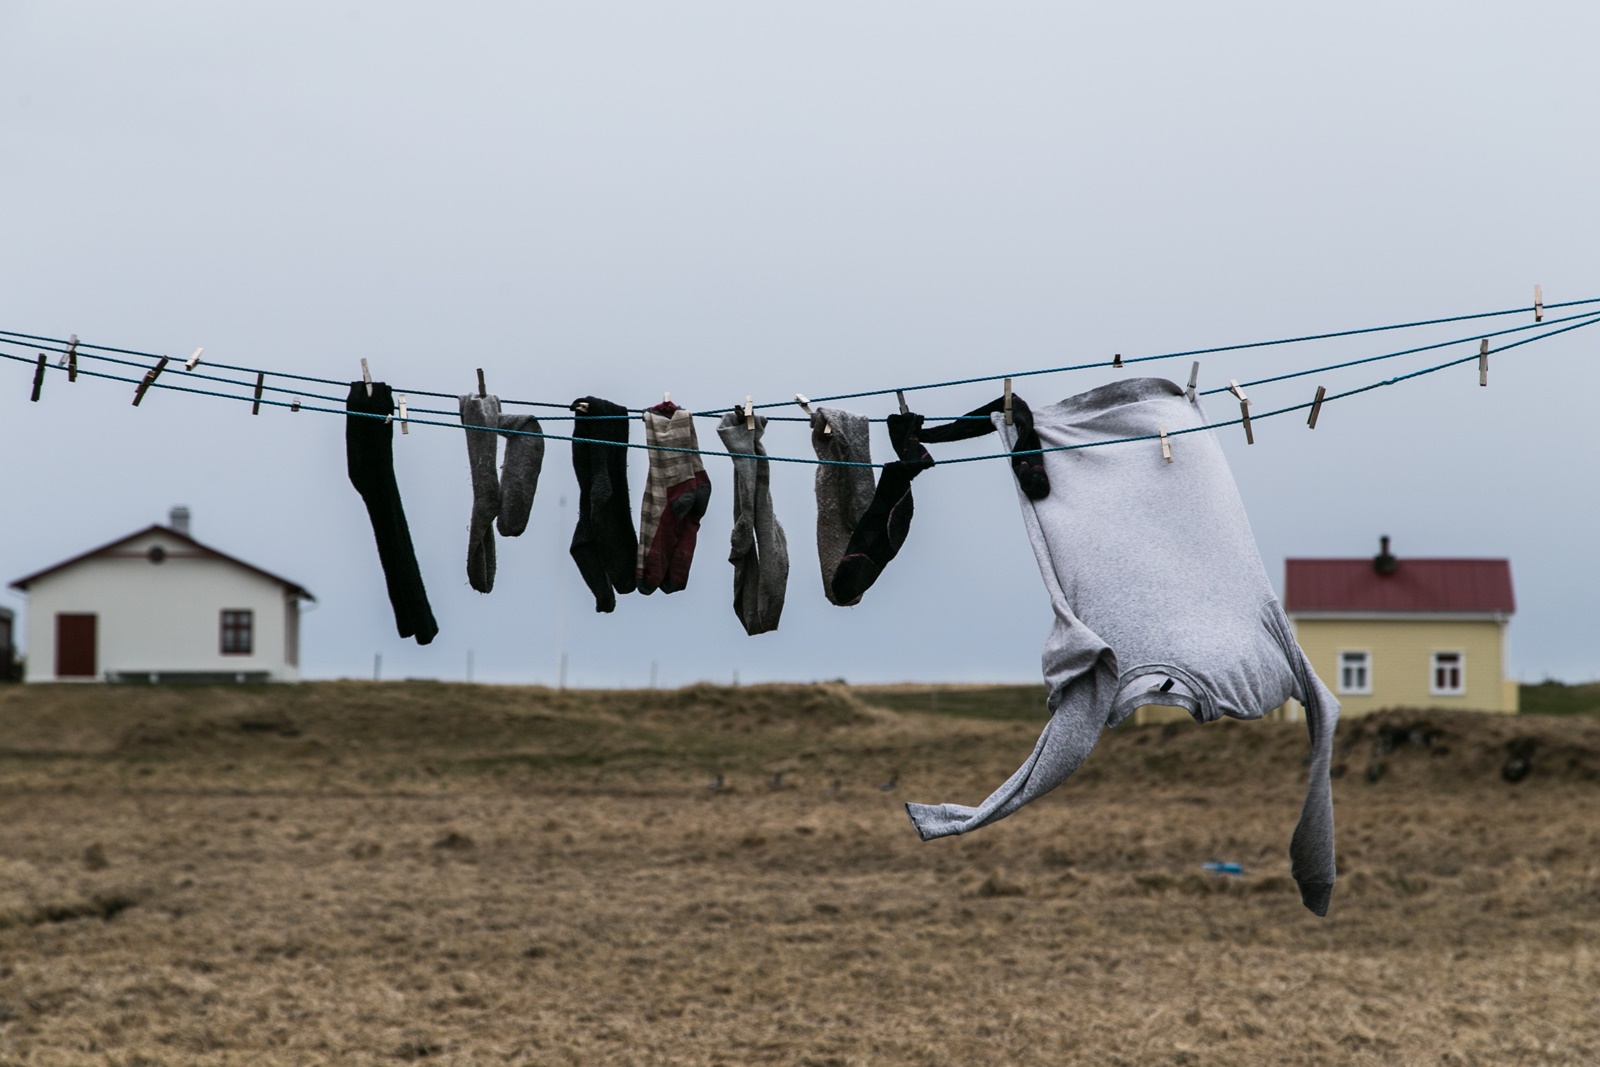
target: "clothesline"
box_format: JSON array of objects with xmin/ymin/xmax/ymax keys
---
[
  {"xmin": 0, "ymin": 294, "xmax": 1588, "ymax": 420},
  {"xmin": 12, "ymin": 302, "xmax": 1587, "ymax": 424},
  {"xmin": 5, "ymin": 310, "xmax": 1597, "ymax": 468}
]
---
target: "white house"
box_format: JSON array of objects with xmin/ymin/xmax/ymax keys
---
[{"xmin": 8, "ymin": 507, "xmax": 313, "ymax": 683}]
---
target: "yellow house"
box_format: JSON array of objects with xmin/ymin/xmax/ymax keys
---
[{"xmin": 1284, "ymin": 537, "xmax": 1517, "ymax": 717}]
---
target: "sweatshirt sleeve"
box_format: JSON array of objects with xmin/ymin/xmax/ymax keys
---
[
  {"xmin": 904, "ymin": 663, "xmax": 1115, "ymax": 839},
  {"xmin": 1266, "ymin": 601, "xmax": 1340, "ymax": 916}
]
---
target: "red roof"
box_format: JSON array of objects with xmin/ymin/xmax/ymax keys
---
[
  {"xmin": 9, "ymin": 524, "xmax": 314, "ymax": 601},
  {"xmin": 1284, "ymin": 558, "xmax": 1513, "ymax": 615}
]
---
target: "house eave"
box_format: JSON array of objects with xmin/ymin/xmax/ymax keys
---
[{"xmin": 8, "ymin": 524, "xmax": 314, "ymax": 602}]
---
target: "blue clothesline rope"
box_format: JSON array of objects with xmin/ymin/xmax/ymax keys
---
[
  {"xmin": 1, "ymin": 295, "xmax": 1589, "ymax": 417},
  {"xmin": 7, "ymin": 309, "xmax": 1596, "ymax": 468},
  {"xmin": 4, "ymin": 302, "xmax": 1591, "ymax": 426}
]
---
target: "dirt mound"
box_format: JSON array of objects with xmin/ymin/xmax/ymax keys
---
[
  {"xmin": 0, "ymin": 859, "xmax": 143, "ymax": 930},
  {"xmin": 1337, "ymin": 708, "xmax": 1600, "ymax": 788},
  {"xmin": 624, "ymin": 682, "xmax": 878, "ymax": 731}
]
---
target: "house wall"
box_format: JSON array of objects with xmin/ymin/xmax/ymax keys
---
[
  {"xmin": 22, "ymin": 531, "xmax": 300, "ymax": 682},
  {"xmin": 0, "ymin": 607, "xmax": 14, "ymax": 677},
  {"xmin": 1290, "ymin": 617, "xmax": 1512, "ymax": 716}
]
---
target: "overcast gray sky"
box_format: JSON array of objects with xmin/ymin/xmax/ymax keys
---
[{"xmin": 2, "ymin": 2, "xmax": 1596, "ymax": 687}]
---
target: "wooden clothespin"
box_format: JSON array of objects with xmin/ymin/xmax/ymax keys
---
[
  {"xmin": 1307, "ymin": 385, "xmax": 1326, "ymax": 429},
  {"xmin": 398, "ymin": 394, "xmax": 409, "ymax": 434},
  {"xmin": 1479, "ymin": 339, "xmax": 1489, "ymax": 386},
  {"xmin": 1534, "ymin": 284, "xmax": 1544, "ymax": 323},
  {"xmin": 185, "ymin": 347, "xmax": 203, "ymax": 371},
  {"xmin": 476, "ymin": 368, "xmax": 487, "ymax": 398},
  {"xmin": 1159, "ymin": 426, "xmax": 1172, "ymax": 463},
  {"xmin": 796, "ymin": 393, "xmax": 830, "ymax": 434},
  {"xmin": 663, "ymin": 391, "xmax": 671, "ymax": 405},
  {"xmin": 361, "ymin": 358, "xmax": 373, "ymax": 397},
  {"xmin": 131, "ymin": 356, "xmax": 169, "ymax": 407},
  {"xmin": 251, "ymin": 372, "xmax": 265, "ymax": 415},
  {"xmin": 65, "ymin": 334, "xmax": 79, "ymax": 382},
  {"xmin": 1003, "ymin": 378, "xmax": 1013, "ymax": 426},
  {"xmin": 1228, "ymin": 380, "xmax": 1253, "ymax": 444},
  {"xmin": 1186, "ymin": 361, "xmax": 1199, "ymax": 403},
  {"xmin": 30, "ymin": 353, "xmax": 46, "ymax": 402},
  {"xmin": 574, "ymin": 401, "xmax": 590, "ymax": 414},
  {"xmin": 291, "ymin": 398, "xmax": 302, "ymax": 412},
  {"xmin": 744, "ymin": 396, "xmax": 755, "ymax": 430},
  {"xmin": 1112, "ymin": 353, "xmax": 1123, "ymax": 369},
  {"xmin": 895, "ymin": 390, "xmax": 909, "ymax": 416}
]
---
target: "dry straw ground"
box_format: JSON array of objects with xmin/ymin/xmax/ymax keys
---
[{"xmin": 1, "ymin": 681, "xmax": 1598, "ymax": 1066}]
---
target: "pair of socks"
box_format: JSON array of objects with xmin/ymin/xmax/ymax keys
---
[
  {"xmin": 826, "ymin": 394, "xmax": 1048, "ymax": 605},
  {"xmin": 459, "ymin": 394, "xmax": 544, "ymax": 593},
  {"xmin": 569, "ymin": 397, "xmax": 638, "ymax": 613},
  {"xmin": 830, "ymin": 412, "xmax": 934, "ymax": 605},
  {"xmin": 811, "ymin": 407, "xmax": 875, "ymax": 605},
  {"xmin": 346, "ymin": 382, "xmax": 438, "ymax": 645},
  {"xmin": 637, "ymin": 402, "xmax": 712, "ymax": 594},
  {"xmin": 718, "ymin": 410, "xmax": 789, "ymax": 634}
]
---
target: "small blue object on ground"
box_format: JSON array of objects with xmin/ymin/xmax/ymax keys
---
[{"xmin": 1202, "ymin": 861, "xmax": 1244, "ymax": 876}]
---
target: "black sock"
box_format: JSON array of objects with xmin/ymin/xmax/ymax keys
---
[
  {"xmin": 569, "ymin": 397, "xmax": 639, "ymax": 613},
  {"xmin": 830, "ymin": 412, "xmax": 935, "ymax": 604},
  {"xmin": 919, "ymin": 394, "xmax": 1049, "ymax": 500},
  {"xmin": 346, "ymin": 382, "xmax": 438, "ymax": 645}
]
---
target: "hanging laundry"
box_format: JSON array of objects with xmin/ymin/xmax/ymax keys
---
[
  {"xmin": 829, "ymin": 411, "xmax": 933, "ymax": 604},
  {"xmin": 346, "ymin": 382, "xmax": 438, "ymax": 645},
  {"xmin": 810, "ymin": 407, "xmax": 874, "ymax": 606},
  {"xmin": 919, "ymin": 393, "xmax": 1050, "ymax": 499},
  {"xmin": 830, "ymin": 394, "xmax": 1049, "ymax": 605},
  {"xmin": 904, "ymin": 378, "xmax": 1339, "ymax": 916},
  {"xmin": 461, "ymin": 394, "xmax": 501, "ymax": 593},
  {"xmin": 458, "ymin": 395, "xmax": 544, "ymax": 593},
  {"xmin": 496, "ymin": 410, "xmax": 544, "ymax": 534},
  {"xmin": 569, "ymin": 396, "xmax": 639, "ymax": 613},
  {"xmin": 717, "ymin": 410, "xmax": 789, "ymax": 635},
  {"xmin": 636, "ymin": 401, "xmax": 712, "ymax": 594}
]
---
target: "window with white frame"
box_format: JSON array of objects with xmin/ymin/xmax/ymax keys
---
[
  {"xmin": 1431, "ymin": 651, "xmax": 1464, "ymax": 696},
  {"xmin": 1338, "ymin": 650, "xmax": 1371, "ymax": 695}
]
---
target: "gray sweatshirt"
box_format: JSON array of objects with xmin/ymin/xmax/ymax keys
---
[{"xmin": 904, "ymin": 377, "xmax": 1338, "ymax": 916}]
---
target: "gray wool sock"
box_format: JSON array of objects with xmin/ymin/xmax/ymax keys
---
[
  {"xmin": 460, "ymin": 395, "xmax": 503, "ymax": 593},
  {"xmin": 495, "ymin": 412, "xmax": 544, "ymax": 537},
  {"xmin": 811, "ymin": 407, "xmax": 874, "ymax": 606},
  {"xmin": 459, "ymin": 396, "xmax": 546, "ymax": 593},
  {"xmin": 718, "ymin": 410, "xmax": 789, "ymax": 635}
]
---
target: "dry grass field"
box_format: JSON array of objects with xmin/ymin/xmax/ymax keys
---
[{"xmin": 1, "ymin": 681, "xmax": 1598, "ymax": 1066}]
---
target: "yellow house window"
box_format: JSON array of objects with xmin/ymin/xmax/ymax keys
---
[
  {"xmin": 1338, "ymin": 650, "xmax": 1371, "ymax": 695},
  {"xmin": 1431, "ymin": 651, "xmax": 1464, "ymax": 696}
]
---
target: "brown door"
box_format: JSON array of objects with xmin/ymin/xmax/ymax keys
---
[{"xmin": 55, "ymin": 613, "xmax": 97, "ymax": 678}]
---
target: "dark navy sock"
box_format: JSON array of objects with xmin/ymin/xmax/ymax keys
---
[
  {"xmin": 829, "ymin": 412, "xmax": 934, "ymax": 604},
  {"xmin": 920, "ymin": 394, "xmax": 1049, "ymax": 500},
  {"xmin": 347, "ymin": 382, "xmax": 438, "ymax": 645},
  {"xmin": 569, "ymin": 397, "xmax": 639, "ymax": 613}
]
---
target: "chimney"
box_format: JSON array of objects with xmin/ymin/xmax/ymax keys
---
[
  {"xmin": 1373, "ymin": 534, "xmax": 1397, "ymax": 576},
  {"xmin": 169, "ymin": 506, "xmax": 191, "ymax": 537}
]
